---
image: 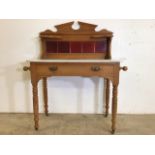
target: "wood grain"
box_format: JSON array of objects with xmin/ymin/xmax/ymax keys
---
[
  {"xmin": 43, "ymin": 77, "xmax": 48, "ymax": 116},
  {"xmin": 32, "ymin": 81, "xmax": 39, "ymax": 130},
  {"xmin": 111, "ymin": 84, "xmax": 118, "ymax": 134},
  {"xmin": 23, "ymin": 21, "xmax": 127, "ymax": 134}
]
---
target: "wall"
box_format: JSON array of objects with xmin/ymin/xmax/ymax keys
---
[{"xmin": 0, "ymin": 19, "xmax": 155, "ymax": 114}]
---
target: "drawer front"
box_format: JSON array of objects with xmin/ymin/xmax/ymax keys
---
[{"xmin": 35, "ymin": 63, "xmax": 114, "ymax": 77}]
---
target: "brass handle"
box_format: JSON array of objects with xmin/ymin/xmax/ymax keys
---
[
  {"xmin": 120, "ymin": 66, "xmax": 128, "ymax": 71},
  {"xmin": 49, "ymin": 66, "xmax": 58, "ymax": 71},
  {"xmin": 91, "ymin": 66, "xmax": 101, "ymax": 71},
  {"xmin": 23, "ymin": 66, "xmax": 30, "ymax": 71}
]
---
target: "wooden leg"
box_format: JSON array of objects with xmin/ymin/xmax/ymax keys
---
[
  {"xmin": 43, "ymin": 77, "xmax": 48, "ymax": 116},
  {"xmin": 32, "ymin": 81, "xmax": 39, "ymax": 130},
  {"xmin": 111, "ymin": 84, "xmax": 118, "ymax": 134},
  {"xmin": 104, "ymin": 79, "xmax": 110, "ymax": 117}
]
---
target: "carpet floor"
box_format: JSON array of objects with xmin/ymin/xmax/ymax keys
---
[{"xmin": 0, "ymin": 114, "xmax": 155, "ymax": 135}]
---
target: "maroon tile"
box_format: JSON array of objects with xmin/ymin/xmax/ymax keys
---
[
  {"xmin": 58, "ymin": 41, "xmax": 70, "ymax": 53},
  {"xmin": 82, "ymin": 42, "xmax": 95, "ymax": 53},
  {"xmin": 95, "ymin": 40, "xmax": 107, "ymax": 53},
  {"xmin": 46, "ymin": 41, "xmax": 57, "ymax": 53},
  {"xmin": 70, "ymin": 42, "xmax": 82, "ymax": 53}
]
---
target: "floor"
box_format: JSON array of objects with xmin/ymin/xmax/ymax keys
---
[{"xmin": 0, "ymin": 113, "xmax": 155, "ymax": 135}]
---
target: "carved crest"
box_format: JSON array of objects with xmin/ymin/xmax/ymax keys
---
[{"xmin": 40, "ymin": 21, "xmax": 113, "ymax": 37}]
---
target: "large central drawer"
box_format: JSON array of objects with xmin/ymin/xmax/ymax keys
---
[{"xmin": 32, "ymin": 62, "xmax": 115, "ymax": 77}]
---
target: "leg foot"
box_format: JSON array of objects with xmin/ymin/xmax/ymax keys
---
[
  {"xmin": 104, "ymin": 113, "xmax": 108, "ymax": 117},
  {"xmin": 35, "ymin": 127, "xmax": 38, "ymax": 130},
  {"xmin": 34, "ymin": 118, "xmax": 39, "ymax": 130},
  {"xmin": 111, "ymin": 129, "xmax": 115, "ymax": 134},
  {"xmin": 34, "ymin": 121, "xmax": 39, "ymax": 130},
  {"xmin": 45, "ymin": 112, "xmax": 49, "ymax": 116}
]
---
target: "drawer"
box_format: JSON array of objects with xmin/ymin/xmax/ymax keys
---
[{"xmin": 34, "ymin": 63, "xmax": 114, "ymax": 77}]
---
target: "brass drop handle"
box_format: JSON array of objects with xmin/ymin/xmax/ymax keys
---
[
  {"xmin": 91, "ymin": 65, "xmax": 101, "ymax": 71},
  {"xmin": 120, "ymin": 66, "xmax": 128, "ymax": 71},
  {"xmin": 49, "ymin": 66, "xmax": 58, "ymax": 71},
  {"xmin": 23, "ymin": 66, "xmax": 30, "ymax": 71}
]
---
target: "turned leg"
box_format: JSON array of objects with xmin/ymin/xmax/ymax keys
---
[
  {"xmin": 43, "ymin": 77, "xmax": 48, "ymax": 116},
  {"xmin": 104, "ymin": 79, "xmax": 110, "ymax": 117},
  {"xmin": 111, "ymin": 84, "xmax": 118, "ymax": 134},
  {"xmin": 32, "ymin": 81, "xmax": 39, "ymax": 130}
]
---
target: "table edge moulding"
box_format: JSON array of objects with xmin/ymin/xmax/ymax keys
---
[{"xmin": 23, "ymin": 21, "xmax": 128, "ymax": 134}]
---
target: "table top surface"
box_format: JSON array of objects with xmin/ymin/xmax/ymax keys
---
[{"xmin": 28, "ymin": 59, "xmax": 125, "ymax": 63}]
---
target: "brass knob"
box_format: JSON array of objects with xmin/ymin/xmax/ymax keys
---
[
  {"xmin": 23, "ymin": 66, "xmax": 30, "ymax": 71},
  {"xmin": 49, "ymin": 66, "xmax": 58, "ymax": 71},
  {"xmin": 91, "ymin": 66, "xmax": 101, "ymax": 71},
  {"xmin": 120, "ymin": 66, "xmax": 128, "ymax": 71}
]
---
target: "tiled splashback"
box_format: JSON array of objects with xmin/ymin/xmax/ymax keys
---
[{"xmin": 46, "ymin": 40, "xmax": 107, "ymax": 53}]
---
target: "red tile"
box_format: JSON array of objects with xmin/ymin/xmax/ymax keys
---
[
  {"xmin": 46, "ymin": 41, "xmax": 57, "ymax": 53},
  {"xmin": 70, "ymin": 42, "xmax": 82, "ymax": 53},
  {"xmin": 95, "ymin": 40, "xmax": 107, "ymax": 53},
  {"xmin": 58, "ymin": 41, "xmax": 70, "ymax": 53},
  {"xmin": 82, "ymin": 42, "xmax": 95, "ymax": 53}
]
